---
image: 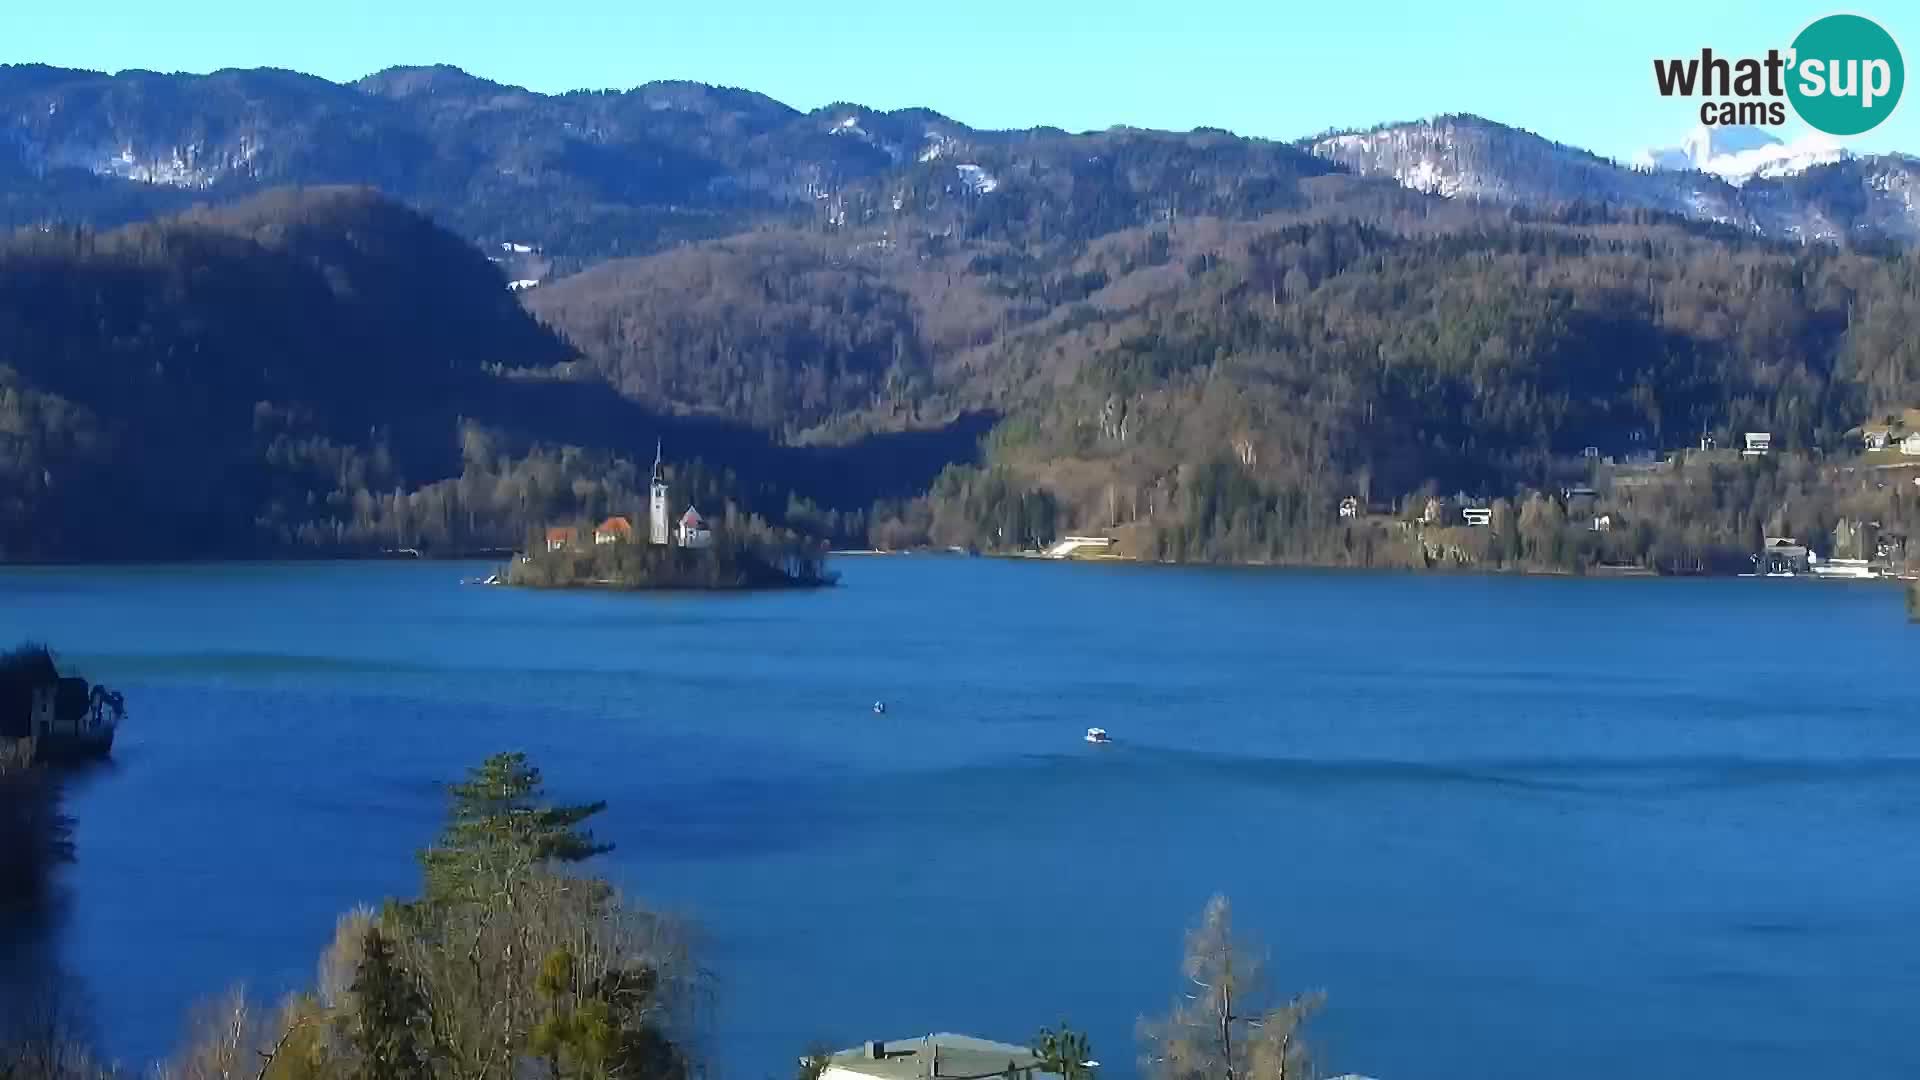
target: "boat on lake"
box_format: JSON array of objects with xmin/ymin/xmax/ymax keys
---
[{"xmin": 1084, "ymin": 727, "xmax": 1111, "ymax": 744}]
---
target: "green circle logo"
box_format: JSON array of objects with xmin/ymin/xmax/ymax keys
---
[{"xmin": 1787, "ymin": 14, "xmax": 1904, "ymax": 135}]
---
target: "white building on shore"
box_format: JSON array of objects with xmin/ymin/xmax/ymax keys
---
[{"xmin": 815, "ymin": 1034, "xmax": 1057, "ymax": 1080}]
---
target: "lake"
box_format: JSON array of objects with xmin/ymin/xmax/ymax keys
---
[{"xmin": 2, "ymin": 558, "xmax": 1917, "ymax": 1080}]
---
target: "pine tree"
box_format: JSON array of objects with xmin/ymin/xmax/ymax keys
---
[
  {"xmin": 348, "ymin": 925, "xmax": 431, "ymax": 1080},
  {"xmin": 418, "ymin": 752, "xmax": 610, "ymax": 906}
]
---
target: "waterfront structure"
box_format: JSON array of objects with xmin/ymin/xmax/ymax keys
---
[
  {"xmin": 1043, "ymin": 536, "xmax": 1113, "ymax": 558},
  {"xmin": 594, "ymin": 517, "xmax": 633, "ymax": 545},
  {"xmin": 1810, "ymin": 557, "xmax": 1876, "ymax": 579},
  {"xmin": 1758, "ymin": 537, "xmax": 1809, "ymax": 575},
  {"xmin": 1, "ymin": 648, "xmax": 123, "ymax": 761}
]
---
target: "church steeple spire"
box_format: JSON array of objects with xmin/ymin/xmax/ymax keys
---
[{"xmin": 648, "ymin": 438, "xmax": 670, "ymax": 546}]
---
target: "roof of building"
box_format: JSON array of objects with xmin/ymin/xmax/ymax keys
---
[
  {"xmin": 821, "ymin": 1034, "xmax": 1047, "ymax": 1080},
  {"xmin": 545, "ymin": 527, "xmax": 575, "ymax": 540},
  {"xmin": 680, "ymin": 507, "xmax": 706, "ymax": 527},
  {"xmin": 597, "ymin": 516, "xmax": 633, "ymax": 534}
]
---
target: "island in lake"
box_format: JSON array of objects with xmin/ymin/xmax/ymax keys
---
[{"xmin": 506, "ymin": 443, "xmax": 836, "ymax": 591}]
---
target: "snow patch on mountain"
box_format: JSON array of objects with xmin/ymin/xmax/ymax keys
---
[
  {"xmin": 40, "ymin": 138, "xmax": 256, "ymax": 188},
  {"xmin": 1634, "ymin": 125, "xmax": 1848, "ymax": 185},
  {"xmin": 918, "ymin": 132, "xmax": 954, "ymax": 163},
  {"xmin": 1398, "ymin": 158, "xmax": 1459, "ymax": 198},
  {"xmin": 955, "ymin": 163, "xmax": 996, "ymax": 194}
]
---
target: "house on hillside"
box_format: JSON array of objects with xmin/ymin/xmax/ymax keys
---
[
  {"xmin": 1864, "ymin": 429, "xmax": 1892, "ymax": 452},
  {"xmin": 1591, "ymin": 514, "xmax": 1615, "ymax": 532},
  {"xmin": 544, "ymin": 527, "xmax": 576, "ymax": 553},
  {"xmin": 1563, "ymin": 486, "xmax": 1599, "ymax": 512},
  {"xmin": 1743, "ymin": 432, "xmax": 1772, "ymax": 456},
  {"xmin": 813, "ymin": 1034, "xmax": 1059, "ymax": 1080},
  {"xmin": 1461, "ymin": 507, "xmax": 1492, "ymax": 527},
  {"xmin": 677, "ymin": 508, "xmax": 713, "ymax": 549},
  {"xmin": 1339, "ymin": 496, "xmax": 1360, "ymax": 519},
  {"xmin": 1902, "ymin": 434, "xmax": 1920, "ymax": 456},
  {"xmin": 595, "ymin": 517, "xmax": 634, "ymax": 545}
]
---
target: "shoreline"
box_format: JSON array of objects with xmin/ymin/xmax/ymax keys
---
[
  {"xmin": 981, "ymin": 550, "xmax": 1915, "ymax": 584},
  {"xmin": 4, "ymin": 549, "xmax": 1914, "ymax": 585}
]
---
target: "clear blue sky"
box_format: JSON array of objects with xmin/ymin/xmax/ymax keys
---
[{"xmin": 3, "ymin": 0, "xmax": 1914, "ymax": 160}]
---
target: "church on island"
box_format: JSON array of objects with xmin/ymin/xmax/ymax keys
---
[{"xmin": 551, "ymin": 440, "xmax": 712, "ymax": 553}]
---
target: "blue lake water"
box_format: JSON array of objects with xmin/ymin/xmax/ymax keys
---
[{"xmin": 2, "ymin": 558, "xmax": 1917, "ymax": 1080}]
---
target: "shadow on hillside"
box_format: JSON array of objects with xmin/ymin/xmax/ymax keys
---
[{"xmin": 461, "ymin": 375, "xmax": 995, "ymax": 508}]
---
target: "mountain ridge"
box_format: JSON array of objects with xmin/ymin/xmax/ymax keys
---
[
  {"xmin": 8, "ymin": 65, "xmax": 1917, "ymax": 270},
  {"xmin": 1306, "ymin": 112, "xmax": 1920, "ymax": 244}
]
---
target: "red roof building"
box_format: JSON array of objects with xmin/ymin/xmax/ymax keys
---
[{"xmin": 594, "ymin": 516, "xmax": 634, "ymax": 545}]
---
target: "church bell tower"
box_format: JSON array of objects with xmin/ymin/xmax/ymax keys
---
[{"xmin": 649, "ymin": 439, "xmax": 670, "ymax": 546}]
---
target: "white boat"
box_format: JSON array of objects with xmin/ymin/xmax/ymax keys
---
[
  {"xmin": 872, "ymin": 701, "xmax": 887, "ymax": 715},
  {"xmin": 1084, "ymin": 727, "xmax": 1111, "ymax": 744}
]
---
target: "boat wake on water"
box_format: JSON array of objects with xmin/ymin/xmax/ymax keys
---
[{"xmin": 1015, "ymin": 743, "xmax": 1920, "ymax": 796}]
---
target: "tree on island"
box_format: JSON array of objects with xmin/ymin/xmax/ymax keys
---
[{"xmin": 508, "ymin": 527, "xmax": 834, "ymax": 591}]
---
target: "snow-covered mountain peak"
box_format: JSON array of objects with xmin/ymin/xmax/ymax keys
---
[{"xmin": 1635, "ymin": 125, "xmax": 1848, "ymax": 185}]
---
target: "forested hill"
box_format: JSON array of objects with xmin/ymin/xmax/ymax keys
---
[
  {"xmin": 0, "ymin": 188, "xmax": 975, "ymax": 561},
  {"xmin": 9, "ymin": 181, "xmax": 1920, "ymax": 572},
  {"xmin": 515, "ymin": 181, "xmax": 1920, "ymax": 572},
  {"xmin": 847, "ymin": 206, "xmax": 1920, "ymax": 569}
]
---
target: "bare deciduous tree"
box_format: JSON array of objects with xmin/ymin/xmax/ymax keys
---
[
  {"xmin": 1138, "ymin": 896, "xmax": 1323, "ymax": 1080},
  {"xmin": 0, "ymin": 971, "xmax": 104, "ymax": 1080}
]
